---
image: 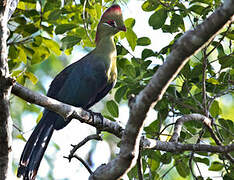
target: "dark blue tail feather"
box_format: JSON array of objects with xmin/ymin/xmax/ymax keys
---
[{"xmin": 17, "ymin": 111, "xmax": 55, "ymax": 180}]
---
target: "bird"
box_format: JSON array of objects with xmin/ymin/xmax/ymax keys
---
[{"xmin": 17, "ymin": 4, "xmax": 126, "ymax": 180}]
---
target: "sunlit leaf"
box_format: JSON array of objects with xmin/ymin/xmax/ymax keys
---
[
  {"xmin": 126, "ymin": 29, "xmax": 137, "ymax": 51},
  {"xmin": 142, "ymin": 0, "xmax": 159, "ymax": 12},
  {"xmin": 209, "ymin": 161, "xmax": 223, "ymax": 171},
  {"xmin": 125, "ymin": 18, "xmax": 135, "ymax": 29},
  {"xmin": 16, "ymin": 134, "xmax": 26, "ymax": 142},
  {"xmin": 207, "ymin": 78, "xmax": 219, "ymax": 85},
  {"xmin": 43, "ymin": 38, "xmax": 61, "ymax": 56},
  {"xmin": 35, "ymin": 112, "xmax": 43, "ymax": 124},
  {"xmin": 24, "ymin": 72, "xmax": 38, "ymax": 84},
  {"xmin": 210, "ymin": 100, "xmax": 222, "ymax": 117}
]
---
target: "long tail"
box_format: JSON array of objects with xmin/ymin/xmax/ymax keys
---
[{"xmin": 17, "ymin": 111, "xmax": 55, "ymax": 180}]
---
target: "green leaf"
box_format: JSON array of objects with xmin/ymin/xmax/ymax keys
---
[
  {"xmin": 31, "ymin": 46, "xmax": 50, "ymax": 65},
  {"xmin": 36, "ymin": 112, "xmax": 43, "ymax": 123},
  {"xmin": 144, "ymin": 120, "xmax": 160, "ymax": 136},
  {"xmin": 149, "ymin": 8, "xmax": 167, "ymax": 30},
  {"xmin": 210, "ymin": 100, "xmax": 222, "ymax": 117},
  {"xmin": 126, "ymin": 29, "xmax": 137, "ymax": 51},
  {"xmin": 103, "ymin": 114, "xmax": 116, "ymax": 121},
  {"xmin": 18, "ymin": 47, "xmax": 27, "ymax": 64},
  {"xmin": 125, "ymin": 64, "xmax": 136, "ymax": 78},
  {"xmin": 209, "ymin": 161, "xmax": 223, "ymax": 171},
  {"xmin": 48, "ymin": 9, "xmax": 61, "ymax": 21},
  {"xmin": 141, "ymin": 48, "xmax": 155, "ymax": 59},
  {"xmin": 137, "ymin": 37, "xmax": 151, "ymax": 46},
  {"xmin": 24, "ymin": 72, "xmax": 38, "ymax": 84},
  {"xmin": 160, "ymin": 152, "xmax": 172, "ymax": 164},
  {"xmin": 125, "ymin": 18, "xmax": 135, "ymax": 29},
  {"xmin": 115, "ymin": 85, "xmax": 128, "ymax": 103},
  {"xmin": 175, "ymin": 159, "xmax": 190, "ymax": 178},
  {"xmin": 9, "ymin": 45, "xmax": 19, "ymax": 60},
  {"xmin": 170, "ymin": 13, "xmax": 185, "ymax": 32},
  {"xmin": 44, "ymin": 0, "xmax": 61, "ymax": 12},
  {"xmin": 55, "ymin": 24, "xmax": 77, "ymax": 34},
  {"xmin": 148, "ymin": 158, "xmax": 160, "ymax": 171},
  {"xmin": 189, "ymin": 5, "xmax": 205, "ymax": 15},
  {"xmin": 61, "ymin": 35, "xmax": 81, "ymax": 49},
  {"xmin": 43, "ymin": 38, "xmax": 61, "ymax": 56},
  {"xmin": 127, "ymin": 165, "xmax": 137, "ymax": 179},
  {"xmin": 106, "ymin": 100, "xmax": 119, "ymax": 118},
  {"xmin": 194, "ymin": 157, "xmax": 209, "ymax": 166},
  {"xmin": 225, "ymin": 30, "xmax": 234, "ymax": 40},
  {"xmin": 16, "ymin": 134, "xmax": 26, "ymax": 142},
  {"xmin": 207, "ymin": 78, "xmax": 219, "ymax": 85},
  {"xmin": 142, "ymin": 0, "xmax": 159, "ymax": 12}
]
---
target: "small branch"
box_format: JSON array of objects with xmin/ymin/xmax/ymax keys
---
[
  {"xmin": 169, "ymin": 114, "xmax": 211, "ymax": 143},
  {"xmin": 137, "ymin": 150, "xmax": 143, "ymax": 180},
  {"xmin": 64, "ymin": 155, "xmax": 93, "ymax": 174},
  {"xmin": 189, "ymin": 128, "xmax": 205, "ymax": 179},
  {"xmin": 150, "ymin": 141, "xmax": 234, "ymax": 153},
  {"xmin": 68, "ymin": 134, "xmax": 102, "ymax": 161},
  {"xmin": 82, "ymin": 0, "xmax": 93, "ymax": 43},
  {"xmin": 202, "ymin": 48, "xmax": 208, "ymax": 116},
  {"xmin": 206, "ymin": 23, "xmax": 232, "ymax": 57}
]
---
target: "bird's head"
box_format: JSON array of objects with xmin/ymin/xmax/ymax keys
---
[{"xmin": 96, "ymin": 5, "xmax": 126, "ymax": 43}]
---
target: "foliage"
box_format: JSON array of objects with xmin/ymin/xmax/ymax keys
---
[{"xmin": 9, "ymin": 0, "xmax": 233, "ymax": 179}]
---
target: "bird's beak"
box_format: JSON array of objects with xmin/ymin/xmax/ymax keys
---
[{"xmin": 119, "ymin": 26, "xmax": 126, "ymax": 32}]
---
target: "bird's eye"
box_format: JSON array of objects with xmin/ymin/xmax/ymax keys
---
[{"xmin": 106, "ymin": 20, "xmax": 116, "ymax": 27}]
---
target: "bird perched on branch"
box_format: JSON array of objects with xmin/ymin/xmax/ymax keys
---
[{"xmin": 17, "ymin": 4, "xmax": 126, "ymax": 180}]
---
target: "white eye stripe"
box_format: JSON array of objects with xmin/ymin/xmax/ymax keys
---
[
  {"xmin": 103, "ymin": 21, "xmax": 117, "ymax": 28},
  {"xmin": 103, "ymin": 22, "xmax": 113, "ymax": 27}
]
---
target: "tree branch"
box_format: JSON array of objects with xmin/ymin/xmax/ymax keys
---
[
  {"xmin": 149, "ymin": 141, "xmax": 234, "ymax": 154},
  {"xmin": 169, "ymin": 114, "xmax": 211, "ymax": 142},
  {"xmin": 0, "ymin": 0, "xmax": 17, "ymax": 178},
  {"xmin": 67, "ymin": 134, "xmax": 102, "ymax": 161},
  {"xmin": 89, "ymin": 0, "xmax": 234, "ymax": 179},
  {"xmin": 11, "ymin": 83, "xmax": 124, "ymax": 138},
  {"xmin": 9, "ymin": 0, "xmax": 234, "ymax": 179}
]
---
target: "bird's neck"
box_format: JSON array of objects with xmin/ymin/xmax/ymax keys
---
[
  {"xmin": 95, "ymin": 35, "xmax": 116, "ymax": 57},
  {"xmin": 94, "ymin": 34, "xmax": 117, "ymax": 82}
]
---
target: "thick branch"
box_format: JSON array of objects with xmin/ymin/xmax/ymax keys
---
[
  {"xmin": 12, "ymin": 83, "xmax": 124, "ymax": 138},
  {"xmin": 0, "ymin": 0, "xmax": 16, "ymax": 179},
  {"xmin": 12, "ymin": 82, "xmax": 234, "ymax": 156},
  {"xmin": 89, "ymin": 1, "xmax": 234, "ymax": 179},
  {"xmin": 150, "ymin": 141, "xmax": 234, "ymax": 153}
]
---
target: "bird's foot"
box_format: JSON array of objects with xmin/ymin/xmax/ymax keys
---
[{"xmin": 85, "ymin": 110, "xmax": 103, "ymax": 122}]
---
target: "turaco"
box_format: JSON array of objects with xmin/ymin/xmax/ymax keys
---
[{"xmin": 17, "ymin": 4, "xmax": 126, "ymax": 180}]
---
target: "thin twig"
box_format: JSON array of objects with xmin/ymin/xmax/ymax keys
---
[
  {"xmin": 68, "ymin": 134, "xmax": 102, "ymax": 160},
  {"xmin": 202, "ymin": 47, "xmax": 208, "ymax": 116},
  {"xmin": 82, "ymin": 0, "xmax": 93, "ymax": 43},
  {"xmin": 137, "ymin": 150, "xmax": 143, "ymax": 180},
  {"xmin": 189, "ymin": 128, "xmax": 205, "ymax": 180},
  {"xmin": 206, "ymin": 23, "xmax": 232, "ymax": 57},
  {"xmin": 64, "ymin": 155, "xmax": 93, "ymax": 174}
]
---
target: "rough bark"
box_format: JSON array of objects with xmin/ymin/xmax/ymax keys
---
[
  {"xmin": 6, "ymin": 0, "xmax": 234, "ymax": 179},
  {"xmin": 0, "ymin": 1, "xmax": 12, "ymax": 179},
  {"xmin": 89, "ymin": 0, "xmax": 234, "ymax": 179},
  {"xmin": 12, "ymin": 85, "xmax": 234, "ymax": 155}
]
